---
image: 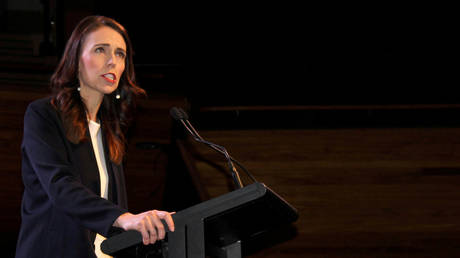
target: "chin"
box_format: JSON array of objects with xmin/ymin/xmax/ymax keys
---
[{"xmin": 101, "ymin": 85, "xmax": 119, "ymax": 95}]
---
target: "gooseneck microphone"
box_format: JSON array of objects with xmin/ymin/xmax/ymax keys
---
[{"xmin": 170, "ymin": 107, "xmax": 257, "ymax": 189}]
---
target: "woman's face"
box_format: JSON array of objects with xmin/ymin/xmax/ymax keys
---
[{"xmin": 78, "ymin": 26, "xmax": 127, "ymax": 99}]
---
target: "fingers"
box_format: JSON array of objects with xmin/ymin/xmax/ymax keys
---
[
  {"xmin": 138, "ymin": 220, "xmax": 152, "ymax": 245},
  {"xmin": 151, "ymin": 211, "xmax": 166, "ymax": 240},
  {"xmin": 142, "ymin": 210, "xmax": 169, "ymax": 244},
  {"xmin": 155, "ymin": 210, "xmax": 176, "ymax": 232},
  {"xmin": 114, "ymin": 210, "xmax": 175, "ymax": 245},
  {"xmin": 144, "ymin": 212, "xmax": 157, "ymax": 245}
]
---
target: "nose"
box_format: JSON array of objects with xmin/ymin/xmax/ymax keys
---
[{"xmin": 106, "ymin": 52, "xmax": 119, "ymax": 67}]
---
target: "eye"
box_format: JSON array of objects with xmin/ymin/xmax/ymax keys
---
[
  {"xmin": 116, "ymin": 51, "xmax": 126, "ymax": 59},
  {"xmin": 95, "ymin": 47, "xmax": 105, "ymax": 53}
]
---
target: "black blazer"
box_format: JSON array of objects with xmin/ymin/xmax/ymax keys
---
[{"xmin": 15, "ymin": 98, "xmax": 128, "ymax": 258}]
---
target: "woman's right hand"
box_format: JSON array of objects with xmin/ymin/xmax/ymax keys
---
[{"xmin": 113, "ymin": 210, "xmax": 175, "ymax": 245}]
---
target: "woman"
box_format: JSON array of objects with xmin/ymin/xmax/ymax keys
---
[{"xmin": 15, "ymin": 16, "xmax": 174, "ymax": 258}]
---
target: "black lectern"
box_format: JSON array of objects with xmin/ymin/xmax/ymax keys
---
[{"xmin": 101, "ymin": 182, "xmax": 298, "ymax": 258}]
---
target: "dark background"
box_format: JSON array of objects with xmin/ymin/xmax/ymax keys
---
[
  {"xmin": 53, "ymin": 2, "xmax": 458, "ymax": 106},
  {"xmin": 2, "ymin": 2, "xmax": 460, "ymax": 257},
  {"xmin": 121, "ymin": 4, "xmax": 456, "ymax": 106},
  {"xmin": 2, "ymin": 1, "xmax": 456, "ymax": 107}
]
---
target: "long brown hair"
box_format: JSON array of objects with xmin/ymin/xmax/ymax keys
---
[{"xmin": 50, "ymin": 16, "xmax": 145, "ymax": 164}]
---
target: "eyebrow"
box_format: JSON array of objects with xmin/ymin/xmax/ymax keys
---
[{"xmin": 94, "ymin": 43, "xmax": 126, "ymax": 53}]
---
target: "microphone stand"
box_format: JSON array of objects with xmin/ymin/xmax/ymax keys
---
[
  {"xmin": 179, "ymin": 119, "xmax": 244, "ymax": 189},
  {"xmin": 182, "ymin": 119, "xmax": 257, "ymax": 183},
  {"xmin": 170, "ymin": 106, "xmax": 258, "ymax": 189}
]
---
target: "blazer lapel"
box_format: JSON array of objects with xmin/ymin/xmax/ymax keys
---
[
  {"xmin": 100, "ymin": 123, "xmax": 117, "ymax": 204},
  {"xmin": 73, "ymin": 118, "xmax": 127, "ymax": 210},
  {"xmin": 100, "ymin": 124, "xmax": 128, "ymax": 209},
  {"xmin": 72, "ymin": 126, "xmax": 101, "ymax": 196}
]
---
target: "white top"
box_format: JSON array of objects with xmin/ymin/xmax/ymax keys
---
[
  {"xmin": 88, "ymin": 120, "xmax": 112, "ymax": 258},
  {"xmin": 88, "ymin": 120, "xmax": 109, "ymax": 199}
]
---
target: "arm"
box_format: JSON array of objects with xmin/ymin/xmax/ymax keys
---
[{"xmin": 22, "ymin": 101, "xmax": 127, "ymax": 236}]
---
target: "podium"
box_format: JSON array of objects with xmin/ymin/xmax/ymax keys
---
[{"xmin": 101, "ymin": 182, "xmax": 298, "ymax": 258}]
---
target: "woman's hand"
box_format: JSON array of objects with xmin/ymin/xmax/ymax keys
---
[{"xmin": 113, "ymin": 210, "xmax": 175, "ymax": 245}]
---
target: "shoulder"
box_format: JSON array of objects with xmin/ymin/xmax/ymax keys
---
[
  {"xmin": 24, "ymin": 96, "xmax": 60, "ymax": 127},
  {"xmin": 26, "ymin": 96, "xmax": 58, "ymax": 117},
  {"xmin": 22, "ymin": 97, "xmax": 69, "ymax": 148},
  {"xmin": 27, "ymin": 96, "xmax": 54, "ymax": 113}
]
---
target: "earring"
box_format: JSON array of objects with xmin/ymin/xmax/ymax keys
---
[
  {"xmin": 116, "ymin": 92, "xmax": 121, "ymax": 99},
  {"xmin": 77, "ymin": 87, "xmax": 81, "ymax": 92}
]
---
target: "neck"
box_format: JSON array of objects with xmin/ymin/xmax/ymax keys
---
[
  {"xmin": 79, "ymin": 87, "xmax": 103, "ymax": 122},
  {"xmin": 85, "ymin": 98, "xmax": 103, "ymax": 122}
]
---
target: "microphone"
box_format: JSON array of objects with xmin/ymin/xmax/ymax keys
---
[
  {"xmin": 170, "ymin": 106, "xmax": 188, "ymax": 120},
  {"xmin": 170, "ymin": 107, "xmax": 257, "ymax": 189}
]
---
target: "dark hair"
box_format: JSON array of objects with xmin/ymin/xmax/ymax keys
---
[{"xmin": 50, "ymin": 15, "xmax": 145, "ymax": 164}]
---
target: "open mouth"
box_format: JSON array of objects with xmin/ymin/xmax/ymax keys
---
[{"xmin": 101, "ymin": 73, "xmax": 116, "ymax": 84}]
